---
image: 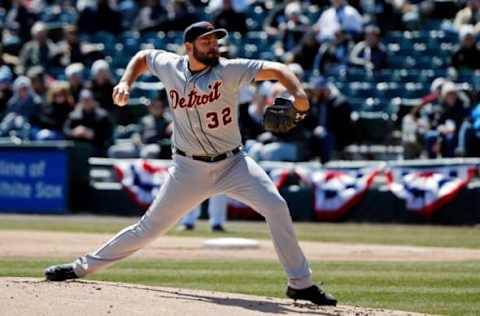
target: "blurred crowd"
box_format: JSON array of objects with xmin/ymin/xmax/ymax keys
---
[{"xmin": 0, "ymin": 0, "xmax": 480, "ymax": 162}]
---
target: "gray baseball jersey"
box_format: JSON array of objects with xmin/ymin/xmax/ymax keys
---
[{"xmin": 146, "ymin": 50, "xmax": 263, "ymax": 156}]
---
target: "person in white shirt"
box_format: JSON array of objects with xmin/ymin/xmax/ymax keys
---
[{"xmin": 314, "ymin": 0, "xmax": 363, "ymax": 43}]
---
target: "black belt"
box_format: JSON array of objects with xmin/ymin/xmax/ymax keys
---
[{"xmin": 174, "ymin": 146, "xmax": 241, "ymax": 163}]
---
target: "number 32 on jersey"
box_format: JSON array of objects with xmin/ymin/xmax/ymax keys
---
[{"xmin": 205, "ymin": 107, "xmax": 232, "ymax": 129}]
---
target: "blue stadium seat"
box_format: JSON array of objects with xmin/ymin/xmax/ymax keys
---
[
  {"xmin": 394, "ymin": 69, "xmax": 418, "ymax": 83},
  {"xmin": 421, "ymin": 19, "xmax": 443, "ymax": 31},
  {"xmin": 388, "ymin": 55, "xmax": 415, "ymax": 69},
  {"xmin": 346, "ymin": 68, "xmax": 368, "ymax": 82},
  {"xmin": 165, "ymin": 31, "xmax": 183, "ymax": 45},
  {"xmin": 363, "ymin": 97, "xmax": 390, "ymax": 112},
  {"xmin": 243, "ymin": 44, "xmax": 259, "ymax": 59},
  {"xmin": 348, "ymin": 98, "xmax": 366, "ymax": 111},
  {"xmin": 404, "ymin": 82, "xmax": 427, "ymax": 99},
  {"xmin": 376, "ymin": 82, "xmax": 403, "ymax": 99},
  {"xmin": 384, "ymin": 31, "xmax": 404, "ymax": 44},
  {"xmin": 141, "ymin": 32, "xmax": 166, "ymax": 49},
  {"xmin": 437, "ymin": 32, "xmax": 459, "ymax": 45},
  {"xmin": 348, "ymin": 82, "xmax": 374, "ymax": 99},
  {"xmin": 110, "ymin": 53, "xmax": 131, "ymax": 70},
  {"xmin": 371, "ymin": 70, "xmax": 394, "ymax": 83}
]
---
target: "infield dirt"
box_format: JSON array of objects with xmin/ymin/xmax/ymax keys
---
[{"xmin": 1, "ymin": 278, "xmax": 432, "ymax": 316}]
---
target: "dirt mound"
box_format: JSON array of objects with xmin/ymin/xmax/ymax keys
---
[{"xmin": 1, "ymin": 278, "xmax": 429, "ymax": 316}]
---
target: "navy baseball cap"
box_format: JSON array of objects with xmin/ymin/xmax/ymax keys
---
[{"xmin": 183, "ymin": 21, "xmax": 228, "ymax": 43}]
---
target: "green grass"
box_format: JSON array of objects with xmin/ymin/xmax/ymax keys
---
[
  {"xmin": 0, "ymin": 214, "xmax": 479, "ymax": 249},
  {"xmin": 1, "ymin": 258, "xmax": 479, "ymax": 316}
]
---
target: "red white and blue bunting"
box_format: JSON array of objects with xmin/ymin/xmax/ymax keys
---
[
  {"xmin": 113, "ymin": 160, "xmax": 170, "ymax": 210},
  {"xmin": 311, "ymin": 167, "xmax": 381, "ymax": 221},
  {"xmin": 112, "ymin": 159, "xmax": 477, "ymax": 220},
  {"xmin": 385, "ymin": 165, "xmax": 476, "ymax": 217}
]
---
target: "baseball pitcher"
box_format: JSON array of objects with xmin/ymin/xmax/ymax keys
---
[{"xmin": 45, "ymin": 21, "xmax": 336, "ymax": 306}]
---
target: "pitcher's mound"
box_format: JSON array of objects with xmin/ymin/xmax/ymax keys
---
[{"xmin": 1, "ymin": 278, "xmax": 429, "ymax": 316}]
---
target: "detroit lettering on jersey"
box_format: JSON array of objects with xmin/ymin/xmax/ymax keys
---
[{"xmin": 169, "ymin": 81, "xmax": 222, "ymax": 109}]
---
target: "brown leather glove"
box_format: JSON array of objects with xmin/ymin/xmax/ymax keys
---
[{"xmin": 263, "ymin": 97, "xmax": 308, "ymax": 133}]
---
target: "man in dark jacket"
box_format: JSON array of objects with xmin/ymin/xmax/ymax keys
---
[
  {"xmin": 350, "ymin": 25, "xmax": 388, "ymax": 71},
  {"xmin": 451, "ymin": 26, "xmax": 480, "ymax": 71},
  {"xmin": 212, "ymin": 0, "xmax": 248, "ymax": 35},
  {"xmin": 64, "ymin": 89, "xmax": 113, "ymax": 156},
  {"xmin": 425, "ymin": 82, "xmax": 470, "ymax": 158},
  {"xmin": 305, "ymin": 77, "xmax": 353, "ymax": 163}
]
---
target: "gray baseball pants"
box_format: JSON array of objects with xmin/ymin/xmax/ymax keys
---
[{"xmin": 72, "ymin": 152, "xmax": 314, "ymax": 289}]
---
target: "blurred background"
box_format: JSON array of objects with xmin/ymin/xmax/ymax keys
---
[{"xmin": 0, "ymin": 0, "xmax": 479, "ymax": 224}]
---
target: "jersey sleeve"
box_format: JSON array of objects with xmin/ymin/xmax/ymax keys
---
[
  {"xmin": 223, "ymin": 58, "xmax": 264, "ymax": 89},
  {"xmin": 145, "ymin": 49, "xmax": 172, "ymax": 79}
]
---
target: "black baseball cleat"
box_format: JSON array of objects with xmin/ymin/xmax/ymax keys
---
[
  {"xmin": 286, "ymin": 285, "xmax": 337, "ymax": 306},
  {"xmin": 44, "ymin": 263, "xmax": 79, "ymax": 281}
]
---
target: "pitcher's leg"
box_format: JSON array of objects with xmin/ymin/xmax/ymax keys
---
[
  {"xmin": 73, "ymin": 173, "xmax": 209, "ymax": 277},
  {"xmin": 221, "ymin": 155, "xmax": 313, "ymax": 289}
]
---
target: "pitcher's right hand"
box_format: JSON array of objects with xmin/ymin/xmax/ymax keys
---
[{"xmin": 112, "ymin": 81, "xmax": 130, "ymax": 107}]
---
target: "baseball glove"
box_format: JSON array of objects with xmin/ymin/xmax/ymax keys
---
[{"xmin": 263, "ymin": 97, "xmax": 308, "ymax": 133}]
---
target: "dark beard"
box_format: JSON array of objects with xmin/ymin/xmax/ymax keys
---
[{"xmin": 193, "ymin": 46, "xmax": 219, "ymax": 67}]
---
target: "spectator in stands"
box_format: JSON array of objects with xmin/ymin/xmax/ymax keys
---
[
  {"xmin": 458, "ymin": 103, "xmax": 480, "ymax": 156},
  {"xmin": 451, "ymin": 25, "xmax": 480, "ymax": 71},
  {"xmin": 55, "ymin": 25, "xmax": 88, "ymax": 67},
  {"xmin": 0, "ymin": 26, "xmax": 20, "ymax": 68},
  {"xmin": 4, "ymin": 0, "xmax": 38, "ymax": 44},
  {"xmin": 314, "ymin": 28, "xmax": 353, "ymax": 75},
  {"xmin": 34, "ymin": 81, "xmax": 75, "ymax": 141},
  {"xmin": 76, "ymin": 0, "xmax": 123, "ymax": 35},
  {"xmin": 0, "ymin": 66, "xmax": 14, "ymax": 118},
  {"xmin": 426, "ymin": 82, "xmax": 470, "ymax": 158},
  {"xmin": 454, "ymin": 0, "xmax": 480, "ymax": 34},
  {"xmin": 239, "ymin": 81, "xmax": 271, "ymax": 143},
  {"xmin": 17, "ymin": 22, "xmax": 57, "ymax": 75},
  {"xmin": 133, "ymin": 0, "xmax": 167, "ymax": 34},
  {"xmin": 283, "ymin": 31, "xmax": 321, "ymax": 71},
  {"xmin": 65, "ymin": 63, "xmax": 85, "ymax": 103},
  {"xmin": 401, "ymin": 77, "xmax": 445, "ymax": 158},
  {"xmin": 89, "ymin": 59, "xmax": 116, "ymax": 117},
  {"xmin": 108, "ymin": 91, "xmax": 172, "ymax": 159},
  {"xmin": 64, "ymin": 89, "xmax": 113, "ymax": 156},
  {"xmin": 365, "ymin": 0, "xmax": 400, "ymax": 32},
  {"xmin": 350, "ymin": 25, "xmax": 388, "ymax": 71},
  {"xmin": 304, "ymin": 76, "xmax": 353, "ymax": 163},
  {"xmin": 26, "ymin": 66, "xmax": 48, "ymax": 102},
  {"xmin": 313, "ymin": 0, "xmax": 363, "ymax": 43},
  {"xmin": 420, "ymin": 77, "xmax": 446, "ymax": 111},
  {"xmin": 0, "ymin": 76, "xmax": 43, "ymax": 139},
  {"xmin": 390, "ymin": 0, "xmax": 432, "ymax": 30},
  {"xmin": 264, "ymin": 0, "xmax": 297, "ymax": 37},
  {"xmin": 274, "ymin": 1, "xmax": 311, "ymax": 56},
  {"xmin": 207, "ymin": 0, "xmax": 250, "ymax": 14},
  {"xmin": 212, "ymin": 0, "xmax": 248, "ymax": 36},
  {"xmin": 155, "ymin": 0, "xmax": 199, "ymax": 32}
]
